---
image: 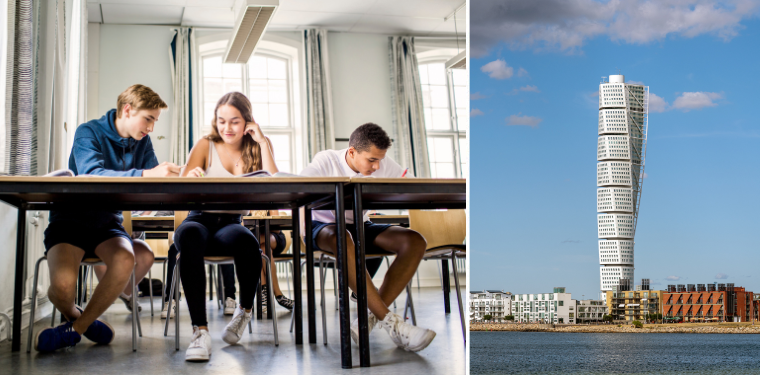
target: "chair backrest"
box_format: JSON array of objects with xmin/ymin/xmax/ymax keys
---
[
  {"xmin": 282, "ymin": 230, "xmax": 293, "ymax": 254},
  {"xmin": 174, "ymin": 211, "xmax": 189, "ymax": 231},
  {"xmin": 122, "ymin": 211, "xmax": 133, "ymax": 233},
  {"xmin": 408, "ymin": 209, "xmax": 466, "ymax": 250}
]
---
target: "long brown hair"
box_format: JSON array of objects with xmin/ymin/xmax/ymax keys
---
[{"xmin": 205, "ymin": 92, "xmax": 261, "ymax": 173}]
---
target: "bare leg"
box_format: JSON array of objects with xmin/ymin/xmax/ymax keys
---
[
  {"xmin": 259, "ymin": 234, "xmax": 285, "ymax": 296},
  {"xmin": 316, "ymin": 227, "xmax": 390, "ymax": 319},
  {"xmin": 49, "ymin": 238, "xmax": 135, "ymax": 334},
  {"xmin": 93, "ymin": 239, "xmax": 154, "ymax": 296},
  {"xmin": 371, "ymin": 227, "xmax": 426, "ymax": 307}
]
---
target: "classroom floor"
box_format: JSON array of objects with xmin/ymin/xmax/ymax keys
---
[{"xmin": 1, "ymin": 286, "xmax": 466, "ymax": 374}]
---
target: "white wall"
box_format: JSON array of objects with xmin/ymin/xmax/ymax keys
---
[
  {"xmin": 327, "ymin": 33, "xmax": 393, "ymax": 144},
  {"xmin": 96, "ymin": 24, "xmax": 175, "ymax": 163}
]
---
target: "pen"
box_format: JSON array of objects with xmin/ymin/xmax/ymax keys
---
[{"xmin": 401, "ymin": 168, "xmax": 408, "ymax": 177}]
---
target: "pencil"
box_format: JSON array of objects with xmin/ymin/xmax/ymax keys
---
[{"xmin": 401, "ymin": 168, "xmax": 408, "ymax": 177}]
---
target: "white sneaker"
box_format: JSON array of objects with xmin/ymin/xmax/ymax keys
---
[
  {"xmin": 185, "ymin": 327, "xmax": 212, "ymax": 362},
  {"xmin": 350, "ymin": 312, "xmax": 378, "ymax": 345},
  {"xmin": 161, "ymin": 302, "xmax": 175, "ymax": 319},
  {"xmin": 222, "ymin": 305, "xmax": 252, "ymax": 345},
  {"xmin": 379, "ymin": 312, "xmax": 436, "ymax": 352},
  {"xmin": 224, "ymin": 297, "xmax": 236, "ymax": 315}
]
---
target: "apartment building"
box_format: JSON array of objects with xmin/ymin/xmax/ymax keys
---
[{"xmin": 470, "ymin": 290, "xmax": 511, "ymax": 322}]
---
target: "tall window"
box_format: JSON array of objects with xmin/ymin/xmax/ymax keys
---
[
  {"xmin": 200, "ymin": 54, "xmax": 295, "ymax": 173},
  {"xmin": 419, "ymin": 62, "xmax": 468, "ymax": 178}
]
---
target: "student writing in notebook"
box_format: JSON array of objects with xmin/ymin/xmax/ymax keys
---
[
  {"xmin": 36, "ymin": 85, "xmax": 175, "ymax": 352},
  {"xmin": 300, "ymin": 123, "xmax": 436, "ymax": 352},
  {"xmin": 175, "ymin": 91, "xmax": 278, "ymax": 362}
]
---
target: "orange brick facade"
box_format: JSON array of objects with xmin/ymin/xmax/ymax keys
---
[{"xmin": 663, "ymin": 287, "xmax": 753, "ymax": 322}]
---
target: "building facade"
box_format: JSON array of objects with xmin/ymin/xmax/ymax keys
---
[
  {"xmin": 511, "ymin": 287, "xmax": 577, "ymax": 324},
  {"xmin": 469, "ymin": 290, "xmax": 511, "ymax": 322},
  {"xmin": 597, "ymin": 74, "xmax": 649, "ymax": 299},
  {"xmin": 663, "ymin": 284, "xmax": 754, "ymax": 322},
  {"xmin": 605, "ymin": 289, "xmax": 663, "ymax": 322},
  {"xmin": 575, "ymin": 299, "xmax": 609, "ymax": 324}
]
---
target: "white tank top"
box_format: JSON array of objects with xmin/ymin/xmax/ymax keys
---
[{"xmin": 203, "ymin": 141, "xmax": 250, "ymax": 215}]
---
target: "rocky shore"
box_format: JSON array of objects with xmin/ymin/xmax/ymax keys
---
[{"xmin": 470, "ymin": 322, "xmax": 760, "ymax": 334}]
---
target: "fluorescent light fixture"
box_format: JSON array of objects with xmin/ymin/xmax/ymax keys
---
[
  {"xmin": 445, "ymin": 50, "xmax": 466, "ymax": 70},
  {"xmin": 223, "ymin": 0, "xmax": 279, "ymax": 64}
]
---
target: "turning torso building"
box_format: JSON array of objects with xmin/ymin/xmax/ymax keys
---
[{"xmin": 596, "ymin": 74, "xmax": 649, "ymax": 300}]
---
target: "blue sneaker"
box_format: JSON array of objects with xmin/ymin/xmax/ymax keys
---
[
  {"xmin": 63, "ymin": 306, "xmax": 115, "ymax": 345},
  {"xmin": 35, "ymin": 321, "xmax": 81, "ymax": 352}
]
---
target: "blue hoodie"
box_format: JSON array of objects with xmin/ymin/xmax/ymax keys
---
[{"xmin": 49, "ymin": 108, "xmax": 159, "ymax": 227}]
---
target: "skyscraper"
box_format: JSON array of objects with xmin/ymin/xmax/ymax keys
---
[{"xmin": 597, "ymin": 74, "xmax": 648, "ymax": 300}]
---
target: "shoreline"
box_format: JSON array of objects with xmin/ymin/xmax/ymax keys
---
[{"xmin": 470, "ymin": 322, "xmax": 760, "ymax": 334}]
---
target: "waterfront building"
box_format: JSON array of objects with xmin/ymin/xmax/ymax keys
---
[
  {"xmin": 511, "ymin": 287, "xmax": 577, "ymax": 324},
  {"xmin": 575, "ymin": 299, "xmax": 609, "ymax": 324},
  {"xmin": 663, "ymin": 283, "xmax": 754, "ymax": 322},
  {"xmin": 470, "ymin": 290, "xmax": 511, "ymax": 322},
  {"xmin": 597, "ymin": 74, "xmax": 649, "ymax": 300},
  {"xmin": 605, "ymin": 289, "xmax": 663, "ymax": 322}
]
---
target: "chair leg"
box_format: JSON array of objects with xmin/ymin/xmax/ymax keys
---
[
  {"xmin": 27, "ymin": 256, "xmax": 46, "ymax": 353},
  {"xmin": 216, "ymin": 265, "xmax": 224, "ymax": 309},
  {"xmin": 164, "ymin": 264, "xmax": 178, "ymax": 336},
  {"xmin": 286, "ymin": 261, "xmax": 292, "ymax": 298},
  {"xmin": 384, "ymin": 257, "xmax": 396, "ymax": 309},
  {"xmin": 132, "ymin": 270, "xmax": 138, "ymax": 352},
  {"xmin": 404, "ymin": 281, "xmax": 417, "ymax": 326},
  {"xmin": 263, "ymin": 255, "xmax": 278, "ymax": 346},
  {"xmin": 333, "ymin": 264, "xmax": 338, "ymax": 311},
  {"xmin": 149, "ymin": 268, "xmax": 154, "ymax": 317},
  {"xmin": 175, "ymin": 259, "xmax": 181, "ymax": 351},
  {"xmin": 450, "ymin": 252, "xmax": 466, "ymax": 344},
  {"xmin": 50, "ymin": 308, "xmax": 56, "ymax": 327},
  {"xmin": 319, "ymin": 255, "xmax": 327, "ymax": 345},
  {"xmin": 161, "ymin": 260, "xmax": 167, "ymax": 307}
]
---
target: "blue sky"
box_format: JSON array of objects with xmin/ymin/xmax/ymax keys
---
[{"xmin": 470, "ymin": 0, "xmax": 760, "ymax": 299}]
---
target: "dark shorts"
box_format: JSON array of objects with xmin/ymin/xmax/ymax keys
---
[
  {"xmin": 311, "ymin": 220, "xmax": 393, "ymax": 255},
  {"xmin": 272, "ymin": 231, "xmax": 287, "ymax": 256},
  {"xmin": 44, "ymin": 220, "xmax": 132, "ymax": 259}
]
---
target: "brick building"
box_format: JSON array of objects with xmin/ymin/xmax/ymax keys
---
[{"xmin": 663, "ymin": 283, "xmax": 753, "ymax": 322}]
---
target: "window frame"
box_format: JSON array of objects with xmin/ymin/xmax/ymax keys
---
[
  {"xmin": 417, "ymin": 55, "xmax": 467, "ymax": 178},
  {"xmin": 197, "ymin": 43, "xmax": 299, "ymax": 174}
]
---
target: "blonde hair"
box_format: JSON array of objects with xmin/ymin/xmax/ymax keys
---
[
  {"xmin": 116, "ymin": 84, "xmax": 168, "ymax": 118},
  {"xmin": 205, "ymin": 92, "xmax": 261, "ymax": 173}
]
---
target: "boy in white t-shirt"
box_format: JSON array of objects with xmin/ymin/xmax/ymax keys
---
[{"xmin": 301, "ymin": 123, "xmax": 435, "ymax": 352}]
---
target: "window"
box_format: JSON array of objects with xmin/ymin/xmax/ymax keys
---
[
  {"xmin": 200, "ymin": 52, "xmax": 296, "ymax": 173},
  {"xmin": 418, "ymin": 62, "xmax": 467, "ymax": 178}
]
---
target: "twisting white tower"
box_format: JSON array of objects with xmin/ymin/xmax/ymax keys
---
[{"xmin": 597, "ymin": 74, "xmax": 648, "ymax": 300}]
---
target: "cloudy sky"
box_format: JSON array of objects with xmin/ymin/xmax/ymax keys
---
[{"xmin": 470, "ymin": 0, "xmax": 760, "ymax": 298}]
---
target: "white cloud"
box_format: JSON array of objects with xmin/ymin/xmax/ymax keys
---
[
  {"xmin": 471, "ymin": 0, "xmax": 760, "ymax": 55},
  {"xmin": 481, "ymin": 59, "xmax": 514, "ymax": 79},
  {"xmin": 471, "ymin": 108, "xmax": 485, "ymax": 117},
  {"xmin": 506, "ymin": 114, "xmax": 542, "ymax": 127},
  {"xmin": 648, "ymin": 93, "xmax": 669, "ymax": 113},
  {"xmin": 517, "ymin": 67, "xmax": 529, "ymax": 77},
  {"xmin": 519, "ymin": 85, "xmax": 540, "ymax": 93},
  {"xmin": 672, "ymin": 92, "xmax": 723, "ymax": 111},
  {"xmin": 715, "ymin": 273, "xmax": 729, "ymax": 279},
  {"xmin": 642, "ymin": 172, "xmax": 648, "ymax": 179},
  {"xmin": 590, "ymin": 91, "xmax": 599, "ymax": 97},
  {"xmin": 666, "ymin": 275, "xmax": 681, "ymax": 281},
  {"xmin": 471, "ymin": 92, "xmax": 488, "ymax": 100}
]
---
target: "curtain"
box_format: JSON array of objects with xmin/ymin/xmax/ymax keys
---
[
  {"xmin": 388, "ymin": 36, "xmax": 430, "ymax": 178},
  {"xmin": 303, "ymin": 29, "xmax": 335, "ymax": 160},
  {"xmin": 169, "ymin": 27, "xmax": 193, "ymax": 165},
  {"xmin": 3, "ymin": 0, "xmax": 36, "ymax": 176},
  {"xmin": 63, "ymin": 0, "xmax": 87, "ymax": 169},
  {"xmin": 44, "ymin": 0, "xmax": 68, "ymax": 173}
]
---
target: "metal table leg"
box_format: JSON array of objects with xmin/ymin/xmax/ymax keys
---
[
  {"xmin": 442, "ymin": 259, "xmax": 451, "ymax": 313},
  {"xmin": 264, "ymin": 219, "xmax": 273, "ymax": 319},
  {"xmin": 292, "ymin": 208, "xmax": 303, "ymax": 344},
  {"xmin": 12, "ymin": 205, "xmax": 27, "ymax": 351},
  {"xmin": 334, "ymin": 183, "xmax": 352, "ymax": 368},
  {"xmin": 305, "ymin": 208, "xmax": 317, "ymax": 344},
  {"xmin": 353, "ymin": 183, "xmax": 370, "ymax": 367}
]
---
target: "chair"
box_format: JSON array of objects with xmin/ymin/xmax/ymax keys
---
[
  {"xmin": 163, "ymin": 211, "xmax": 279, "ymax": 350},
  {"xmin": 27, "ymin": 212, "xmax": 143, "ymax": 352},
  {"xmin": 408, "ymin": 209, "xmax": 466, "ymax": 342}
]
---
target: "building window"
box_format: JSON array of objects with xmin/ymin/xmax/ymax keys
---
[
  {"xmin": 200, "ymin": 53, "xmax": 296, "ymax": 173},
  {"xmin": 418, "ymin": 62, "xmax": 467, "ymax": 178}
]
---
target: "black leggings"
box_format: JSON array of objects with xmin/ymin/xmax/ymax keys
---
[{"xmin": 175, "ymin": 212, "xmax": 262, "ymax": 327}]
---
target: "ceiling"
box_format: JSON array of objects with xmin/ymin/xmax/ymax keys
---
[{"xmin": 86, "ymin": 0, "xmax": 466, "ymax": 37}]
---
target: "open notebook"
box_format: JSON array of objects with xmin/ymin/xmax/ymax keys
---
[{"xmin": 42, "ymin": 169, "xmax": 300, "ymax": 178}]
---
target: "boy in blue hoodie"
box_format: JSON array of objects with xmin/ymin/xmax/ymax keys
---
[{"xmin": 35, "ymin": 84, "xmax": 179, "ymax": 352}]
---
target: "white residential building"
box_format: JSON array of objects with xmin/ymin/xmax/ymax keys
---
[
  {"xmin": 469, "ymin": 290, "xmax": 511, "ymax": 322},
  {"xmin": 511, "ymin": 287, "xmax": 577, "ymax": 324},
  {"xmin": 575, "ymin": 300, "xmax": 609, "ymax": 323},
  {"xmin": 597, "ymin": 74, "xmax": 649, "ymax": 300}
]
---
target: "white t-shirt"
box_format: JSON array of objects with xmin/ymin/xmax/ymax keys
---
[{"xmin": 300, "ymin": 148, "xmax": 405, "ymax": 224}]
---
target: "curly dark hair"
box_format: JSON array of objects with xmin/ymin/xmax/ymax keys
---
[{"xmin": 349, "ymin": 123, "xmax": 392, "ymax": 152}]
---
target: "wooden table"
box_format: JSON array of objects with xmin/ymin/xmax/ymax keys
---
[
  {"xmin": 306, "ymin": 178, "xmax": 466, "ymax": 368},
  {"xmin": 0, "ymin": 176, "xmax": 349, "ymax": 352}
]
